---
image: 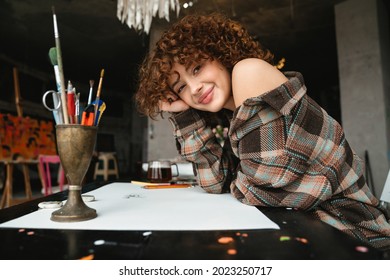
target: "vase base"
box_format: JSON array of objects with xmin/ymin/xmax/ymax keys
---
[{"xmin": 51, "ymin": 203, "xmax": 97, "ymax": 222}]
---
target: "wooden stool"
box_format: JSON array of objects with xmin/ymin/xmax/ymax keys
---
[
  {"xmin": 93, "ymin": 152, "xmax": 119, "ymax": 181},
  {"xmin": 0, "ymin": 159, "xmax": 38, "ymax": 209}
]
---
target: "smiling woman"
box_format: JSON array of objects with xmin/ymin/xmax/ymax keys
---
[
  {"xmin": 166, "ymin": 59, "xmax": 233, "ymax": 112},
  {"xmin": 135, "ymin": 12, "xmax": 390, "ymax": 251},
  {"xmin": 135, "ymin": 12, "xmax": 273, "ymax": 119}
]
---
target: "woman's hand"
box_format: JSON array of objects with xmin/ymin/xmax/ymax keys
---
[{"xmin": 159, "ymin": 94, "xmax": 190, "ymax": 113}]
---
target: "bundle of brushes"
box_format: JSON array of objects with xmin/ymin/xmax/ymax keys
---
[
  {"xmin": 46, "ymin": 7, "xmax": 106, "ymax": 127},
  {"xmin": 47, "ymin": 48, "xmax": 106, "ymax": 126}
]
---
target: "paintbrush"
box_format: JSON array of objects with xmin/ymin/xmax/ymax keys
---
[
  {"xmin": 94, "ymin": 100, "xmax": 106, "ymax": 125},
  {"xmin": 81, "ymin": 80, "xmax": 95, "ymax": 126},
  {"xmin": 75, "ymin": 91, "xmax": 80, "ymax": 124},
  {"xmin": 52, "ymin": 6, "xmax": 69, "ymax": 124},
  {"xmin": 81, "ymin": 104, "xmax": 95, "ymax": 126},
  {"xmin": 81, "ymin": 81, "xmax": 94, "ymax": 126},
  {"xmin": 88, "ymin": 80, "xmax": 94, "ymax": 105},
  {"xmin": 48, "ymin": 47, "xmax": 64, "ymax": 124},
  {"xmin": 94, "ymin": 69, "xmax": 104, "ymax": 126}
]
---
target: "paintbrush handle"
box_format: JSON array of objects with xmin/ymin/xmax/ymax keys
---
[
  {"xmin": 93, "ymin": 97, "xmax": 100, "ymax": 126},
  {"xmin": 93, "ymin": 69, "xmax": 104, "ymax": 126},
  {"xmin": 96, "ymin": 69, "xmax": 104, "ymax": 98},
  {"xmin": 88, "ymin": 89, "xmax": 93, "ymax": 105},
  {"xmin": 52, "ymin": 65, "xmax": 64, "ymax": 124},
  {"xmin": 52, "ymin": 9, "xmax": 69, "ymax": 124},
  {"xmin": 57, "ymin": 51, "xmax": 69, "ymax": 124},
  {"xmin": 67, "ymin": 93, "xmax": 75, "ymax": 124}
]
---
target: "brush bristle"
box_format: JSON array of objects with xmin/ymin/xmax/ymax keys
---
[{"xmin": 48, "ymin": 47, "xmax": 58, "ymax": 66}]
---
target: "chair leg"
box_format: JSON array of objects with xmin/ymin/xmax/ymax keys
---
[
  {"xmin": 37, "ymin": 161, "xmax": 46, "ymax": 195},
  {"xmin": 59, "ymin": 167, "xmax": 65, "ymax": 192},
  {"xmin": 45, "ymin": 162, "xmax": 52, "ymax": 195}
]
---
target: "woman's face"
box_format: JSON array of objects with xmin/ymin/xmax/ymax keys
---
[{"xmin": 168, "ymin": 59, "xmax": 235, "ymax": 112}]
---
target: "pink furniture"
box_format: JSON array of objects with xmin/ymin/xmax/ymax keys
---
[{"xmin": 38, "ymin": 155, "xmax": 65, "ymax": 196}]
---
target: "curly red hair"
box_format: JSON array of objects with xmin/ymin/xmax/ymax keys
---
[{"xmin": 135, "ymin": 13, "xmax": 274, "ymax": 119}]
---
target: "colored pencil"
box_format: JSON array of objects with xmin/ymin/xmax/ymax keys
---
[{"xmin": 143, "ymin": 184, "xmax": 192, "ymax": 189}]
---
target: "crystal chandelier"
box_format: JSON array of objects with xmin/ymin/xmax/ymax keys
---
[{"xmin": 117, "ymin": 0, "xmax": 181, "ymax": 34}]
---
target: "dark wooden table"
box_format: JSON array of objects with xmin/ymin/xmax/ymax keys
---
[{"xmin": 0, "ymin": 181, "xmax": 388, "ymax": 260}]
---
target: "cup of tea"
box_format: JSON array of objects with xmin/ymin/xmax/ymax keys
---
[{"xmin": 147, "ymin": 160, "xmax": 177, "ymax": 183}]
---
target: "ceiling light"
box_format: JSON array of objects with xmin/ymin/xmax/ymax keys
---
[{"xmin": 117, "ymin": 0, "xmax": 181, "ymax": 34}]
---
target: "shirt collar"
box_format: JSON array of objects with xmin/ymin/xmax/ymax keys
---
[{"xmin": 261, "ymin": 71, "xmax": 306, "ymax": 116}]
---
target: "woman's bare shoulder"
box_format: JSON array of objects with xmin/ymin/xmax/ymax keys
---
[{"xmin": 232, "ymin": 58, "xmax": 288, "ymax": 107}]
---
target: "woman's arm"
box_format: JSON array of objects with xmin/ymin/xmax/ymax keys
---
[
  {"xmin": 229, "ymin": 102, "xmax": 330, "ymax": 210},
  {"xmin": 169, "ymin": 109, "xmax": 232, "ymax": 193}
]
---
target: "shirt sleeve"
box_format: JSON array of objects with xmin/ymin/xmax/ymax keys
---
[
  {"xmin": 228, "ymin": 92, "xmax": 337, "ymax": 210},
  {"xmin": 168, "ymin": 109, "xmax": 231, "ymax": 193}
]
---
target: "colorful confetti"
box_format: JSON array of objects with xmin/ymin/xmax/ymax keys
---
[
  {"xmin": 218, "ymin": 237, "xmax": 234, "ymax": 244},
  {"xmin": 279, "ymin": 236, "xmax": 291, "ymax": 241},
  {"xmin": 355, "ymin": 246, "xmax": 369, "ymax": 253},
  {"xmin": 295, "ymin": 237, "xmax": 309, "ymax": 244},
  {"xmin": 279, "ymin": 236, "xmax": 309, "ymax": 244},
  {"xmin": 227, "ymin": 249, "xmax": 237, "ymax": 255},
  {"xmin": 79, "ymin": 254, "xmax": 94, "ymax": 260}
]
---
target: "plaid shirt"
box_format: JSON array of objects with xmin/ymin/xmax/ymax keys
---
[{"xmin": 169, "ymin": 71, "xmax": 390, "ymax": 250}]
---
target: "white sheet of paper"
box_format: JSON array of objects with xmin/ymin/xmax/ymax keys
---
[{"xmin": 0, "ymin": 183, "xmax": 280, "ymax": 231}]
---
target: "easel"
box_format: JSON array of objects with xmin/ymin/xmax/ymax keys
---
[
  {"xmin": 0, "ymin": 67, "xmax": 38, "ymax": 209},
  {"xmin": 0, "ymin": 159, "xmax": 37, "ymax": 208},
  {"xmin": 13, "ymin": 67, "xmax": 23, "ymax": 117}
]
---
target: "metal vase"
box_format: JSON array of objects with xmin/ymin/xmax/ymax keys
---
[{"xmin": 51, "ymin": 124, "xmax": 98, "ymax": 222}]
